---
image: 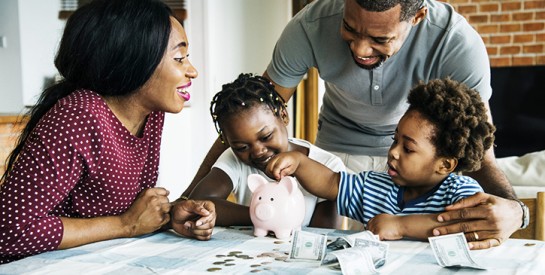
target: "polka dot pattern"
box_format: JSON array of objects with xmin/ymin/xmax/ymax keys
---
[{"xmin": 0, "ymin": 90, "xmax": 164, "ymax": 264}]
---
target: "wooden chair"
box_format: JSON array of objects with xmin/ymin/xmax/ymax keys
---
[{"xmin": 510, "ymin": 192, "xmax": 545, "ymax": 241}]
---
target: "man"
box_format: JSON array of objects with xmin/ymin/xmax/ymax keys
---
[{"xmin": 184, "ymin": 0, "xmax": 526, "ymax": 249}]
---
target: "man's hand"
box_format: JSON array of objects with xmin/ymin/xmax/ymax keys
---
[
  {"xmin": 170, "ymin": 199, "xmax": 216, "ymax": 240},
  {"xmin": 433, "ymin": 192, "xmax": 522, "ymax": 250}
]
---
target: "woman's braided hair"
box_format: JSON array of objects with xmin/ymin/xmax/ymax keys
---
[
  {"xmin": 210, "ymin": 73, "xmax": 287, "ymax": 142},
  {"xmin": 408, "ymin": 78, "xmax": 496, "ymax": 172}
]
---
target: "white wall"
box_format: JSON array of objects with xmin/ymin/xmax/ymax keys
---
[
  {"xmin": 0, "ymin": 0, "xmax": 24, "ymax": 113},
  {"xmin": 0, "ymin": 0, "xmax": 63, "ymax": 113},
  {"xmin": 0, "ymin": 0, "xmax": 292, "ymax": 201},
  {"xmin": 157, "ymin": 0, "xmax": 292, "ymax": 200}
]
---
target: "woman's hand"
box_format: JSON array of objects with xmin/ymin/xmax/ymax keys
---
[
  {"xmin": 120, "ymin": 187, "xmax": 172, "ymax": 237},
  {"xmin": 170, "ymin": 199, "xmax": 216, "ymax": 240},
  {"xmin": 433, "ymin": 192, "xmax": 522, "ymax": 250},
  {"xmin": 367, "ymin": 214, "xmax": 404, "ymax": 240}
]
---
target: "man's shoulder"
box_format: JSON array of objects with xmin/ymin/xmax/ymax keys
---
[
  {"xmin": 296, "ymin": 0, "xmax": 344, "ymax": 23},
  {"xmin": 425, "ymin": 0, "xmax": 471, "ymax": 32}
]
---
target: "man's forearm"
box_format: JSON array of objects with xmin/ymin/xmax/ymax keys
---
[
  {"xmin": 182, "ymin": 137, "xmax": 229, "ymax": 198},
  {"xmin": 465, "ymin": 150, "xmax": 516, "ymax": 200}
]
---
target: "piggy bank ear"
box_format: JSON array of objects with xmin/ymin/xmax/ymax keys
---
[
  {"xmin": 248, "ymin": 174, "xmax": 268, "ymax": 192},
  {"xmin": 278, "ymin": 176, "xmax": 297, "ymax": 194}
]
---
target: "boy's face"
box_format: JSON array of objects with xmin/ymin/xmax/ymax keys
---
[
  {"xmin": 387, "ymin": 110, "xmax": 448, "ymax": 192},
  {"xmin": 221, "ymin": 105, "xmax": 290, "ymax": 172}
]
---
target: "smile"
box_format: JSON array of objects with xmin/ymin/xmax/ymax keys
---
[{"xmin": 176, "ymin": 82, "xmax": 191, "ymax": 101}]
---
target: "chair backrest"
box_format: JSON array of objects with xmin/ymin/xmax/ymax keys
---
[{"xmin": 510, "ymin": 192, "xmax": 545, "ymax": 241}]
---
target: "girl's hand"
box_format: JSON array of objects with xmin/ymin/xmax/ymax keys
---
[
  {"xmin": 120, "ymin": 187, "xmax": 171, "ymax": 237},
  {"xmin": 170, "ymin": 199, "xmax": 216, "ymax": 240},
  {"xmin": 367, "ymin": 214, "xmax": 404, "ymax": 240}
]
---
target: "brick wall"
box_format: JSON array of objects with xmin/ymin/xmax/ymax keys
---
[{"xmin": 442, "ymin": 0, "xmax": 545, "ymax": 67}]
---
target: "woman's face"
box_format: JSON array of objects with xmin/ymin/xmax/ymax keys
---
[
  {"xmin": 137, "ymin": 17, "xmax": 198, "ymax": 114},
  {"xmin": 221, "ymin": 105, "xmax": 290, "ymax": 172}
]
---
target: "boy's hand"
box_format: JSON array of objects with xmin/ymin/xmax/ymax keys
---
[
  {"xmin": 367, "ymin": 214, "xmax": 404, "ymax": 240},
  {"xmin": 266, "ymin": 152, "xmax": 303, "ymax": 180}
]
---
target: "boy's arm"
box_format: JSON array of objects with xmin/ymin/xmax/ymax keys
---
[
  {"xmin": 367, "ymin": 213, "xmax": 457, "ymax": 241},
  {"xmin": 266, "ymin": 151, "xmax": 340, "ymax": 201}
]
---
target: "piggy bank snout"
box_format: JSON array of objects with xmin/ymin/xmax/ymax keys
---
[{"xmin": 254, "ymin": 203, "xmax": 275, "ymax": 221}]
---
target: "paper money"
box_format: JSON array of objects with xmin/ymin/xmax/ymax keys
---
[
  {"xmin": 428, "ymin": 232, "xmax": 486, "ymax": 270},
  {"xmin": 353, "ymin": 238, "xmax": 388, "ymax": 268},
  {"xmin": 287, "ymin": 230, "xmax": 327, "ymax": 262},
  {"xmin": 330, "ymin": 247, "xmax": 379, "ymax": 275},
  {"xmin": 320, "ymin": 231, "xmax": 387, "ymax": 269}
]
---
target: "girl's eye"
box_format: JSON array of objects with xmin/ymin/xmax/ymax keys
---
[
  {"xmin": 174, "ymin": 54, "xmax": 189, "ymax": 64},
  {"xmin": 262, "ymin": 133, "xmax": 273, "ymax": 141}
]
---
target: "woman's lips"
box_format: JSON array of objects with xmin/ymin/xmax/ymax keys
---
[{"xmin": 176, "ymin": 82, "xmax": 191, "ymax": 101}]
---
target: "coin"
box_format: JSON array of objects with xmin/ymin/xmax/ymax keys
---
[{"xmin": 207, "ymin": 267, "xmax": 222, "ymax": 272}]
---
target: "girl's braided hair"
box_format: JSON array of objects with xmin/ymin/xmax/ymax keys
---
[
  {"xmin": 210, "ymin": 73, "xmax": 287, "ymax": 142},
  {"xmin": 408, "ymin": 78, "xmax": 496, "ymax": 172}
]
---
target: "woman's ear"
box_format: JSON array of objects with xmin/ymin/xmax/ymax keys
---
[
  {"xmin": 281, "ymin": 108, "xmax": 290, "ymax": 125},
  {"xmin": 436, "ymin": 157, "xmax": 458, "ymax": 175}
]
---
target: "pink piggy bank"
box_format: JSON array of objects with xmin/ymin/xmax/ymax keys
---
[{"xmin": 248, "ymin": 174, "xmax": 306, "ymax": 239}]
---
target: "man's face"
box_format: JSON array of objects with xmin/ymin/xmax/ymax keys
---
[{"xmin": 341, "ymin": 0, "xmax": 416, "ymax": 70}]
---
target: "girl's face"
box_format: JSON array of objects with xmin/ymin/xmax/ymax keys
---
[
  {"xmin": 137, "ymin": 17, "xmax": 198, "ymax": 114},
  {"xmin": 221, "ymin": 105, "xmax": 290, "ymax": 172},
  {"xmin": 387, "ymin": 110, "xmax": 448, "ymax": 193}
]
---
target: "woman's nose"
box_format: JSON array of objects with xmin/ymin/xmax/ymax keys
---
[{"xmin": 186, "ymin": 60, "xmax": 198, "ymax": 79}]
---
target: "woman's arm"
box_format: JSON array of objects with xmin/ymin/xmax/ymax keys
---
[{"xmin": 59, "ymin": 187, "xmax": 171, "ymax": 249}]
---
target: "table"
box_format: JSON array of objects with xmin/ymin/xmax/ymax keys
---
[{"xmin": 1, "ymin": 227, "xmax": 544, "ymax": 274}]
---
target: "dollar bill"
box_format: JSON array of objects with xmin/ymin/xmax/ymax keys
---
[
  {"xmin": 428, "ymin": 232, "xmax": 486, "ymax": 270},
  {"xmin": 330, "ymin": 247, "xmax": 379, "ymax": 275},
  {"xmin": 287, "ymin": 230, "xmax": 327, "ymax": 262},
  {"xmin": 320, "ymin": 231, "xmax": 387, "ymax": 269},
  {"xmin": 353, "ymin": 238, "xmax": 388, "ymax": 268}
]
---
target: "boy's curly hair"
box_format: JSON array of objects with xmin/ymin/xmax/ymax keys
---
[
  {"xmin": 407, "ymin": 78, "xmax": 496, "ymax": 172},
  {"xmin": 210, "ymin": 73, "xmax": 287, "ymax": 141}
]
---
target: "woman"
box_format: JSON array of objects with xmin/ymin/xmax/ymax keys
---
[{"xmin": 0, "ymin": 0, "xmax": 215, "ymax": 264}]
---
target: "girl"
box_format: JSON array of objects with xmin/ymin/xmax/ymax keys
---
[{"xmin": 183, "ymin": 73, "xmax": 345, "ymax": 229}]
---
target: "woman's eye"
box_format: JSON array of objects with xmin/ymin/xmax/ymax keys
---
[{"xmin": 174, "ymin": 54, "xmax": 189, "ymax": 64}]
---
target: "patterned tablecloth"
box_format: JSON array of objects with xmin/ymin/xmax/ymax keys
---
[{"xmin": 1, "ymin": 226, "xmax": 544, "ymax": 274}]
